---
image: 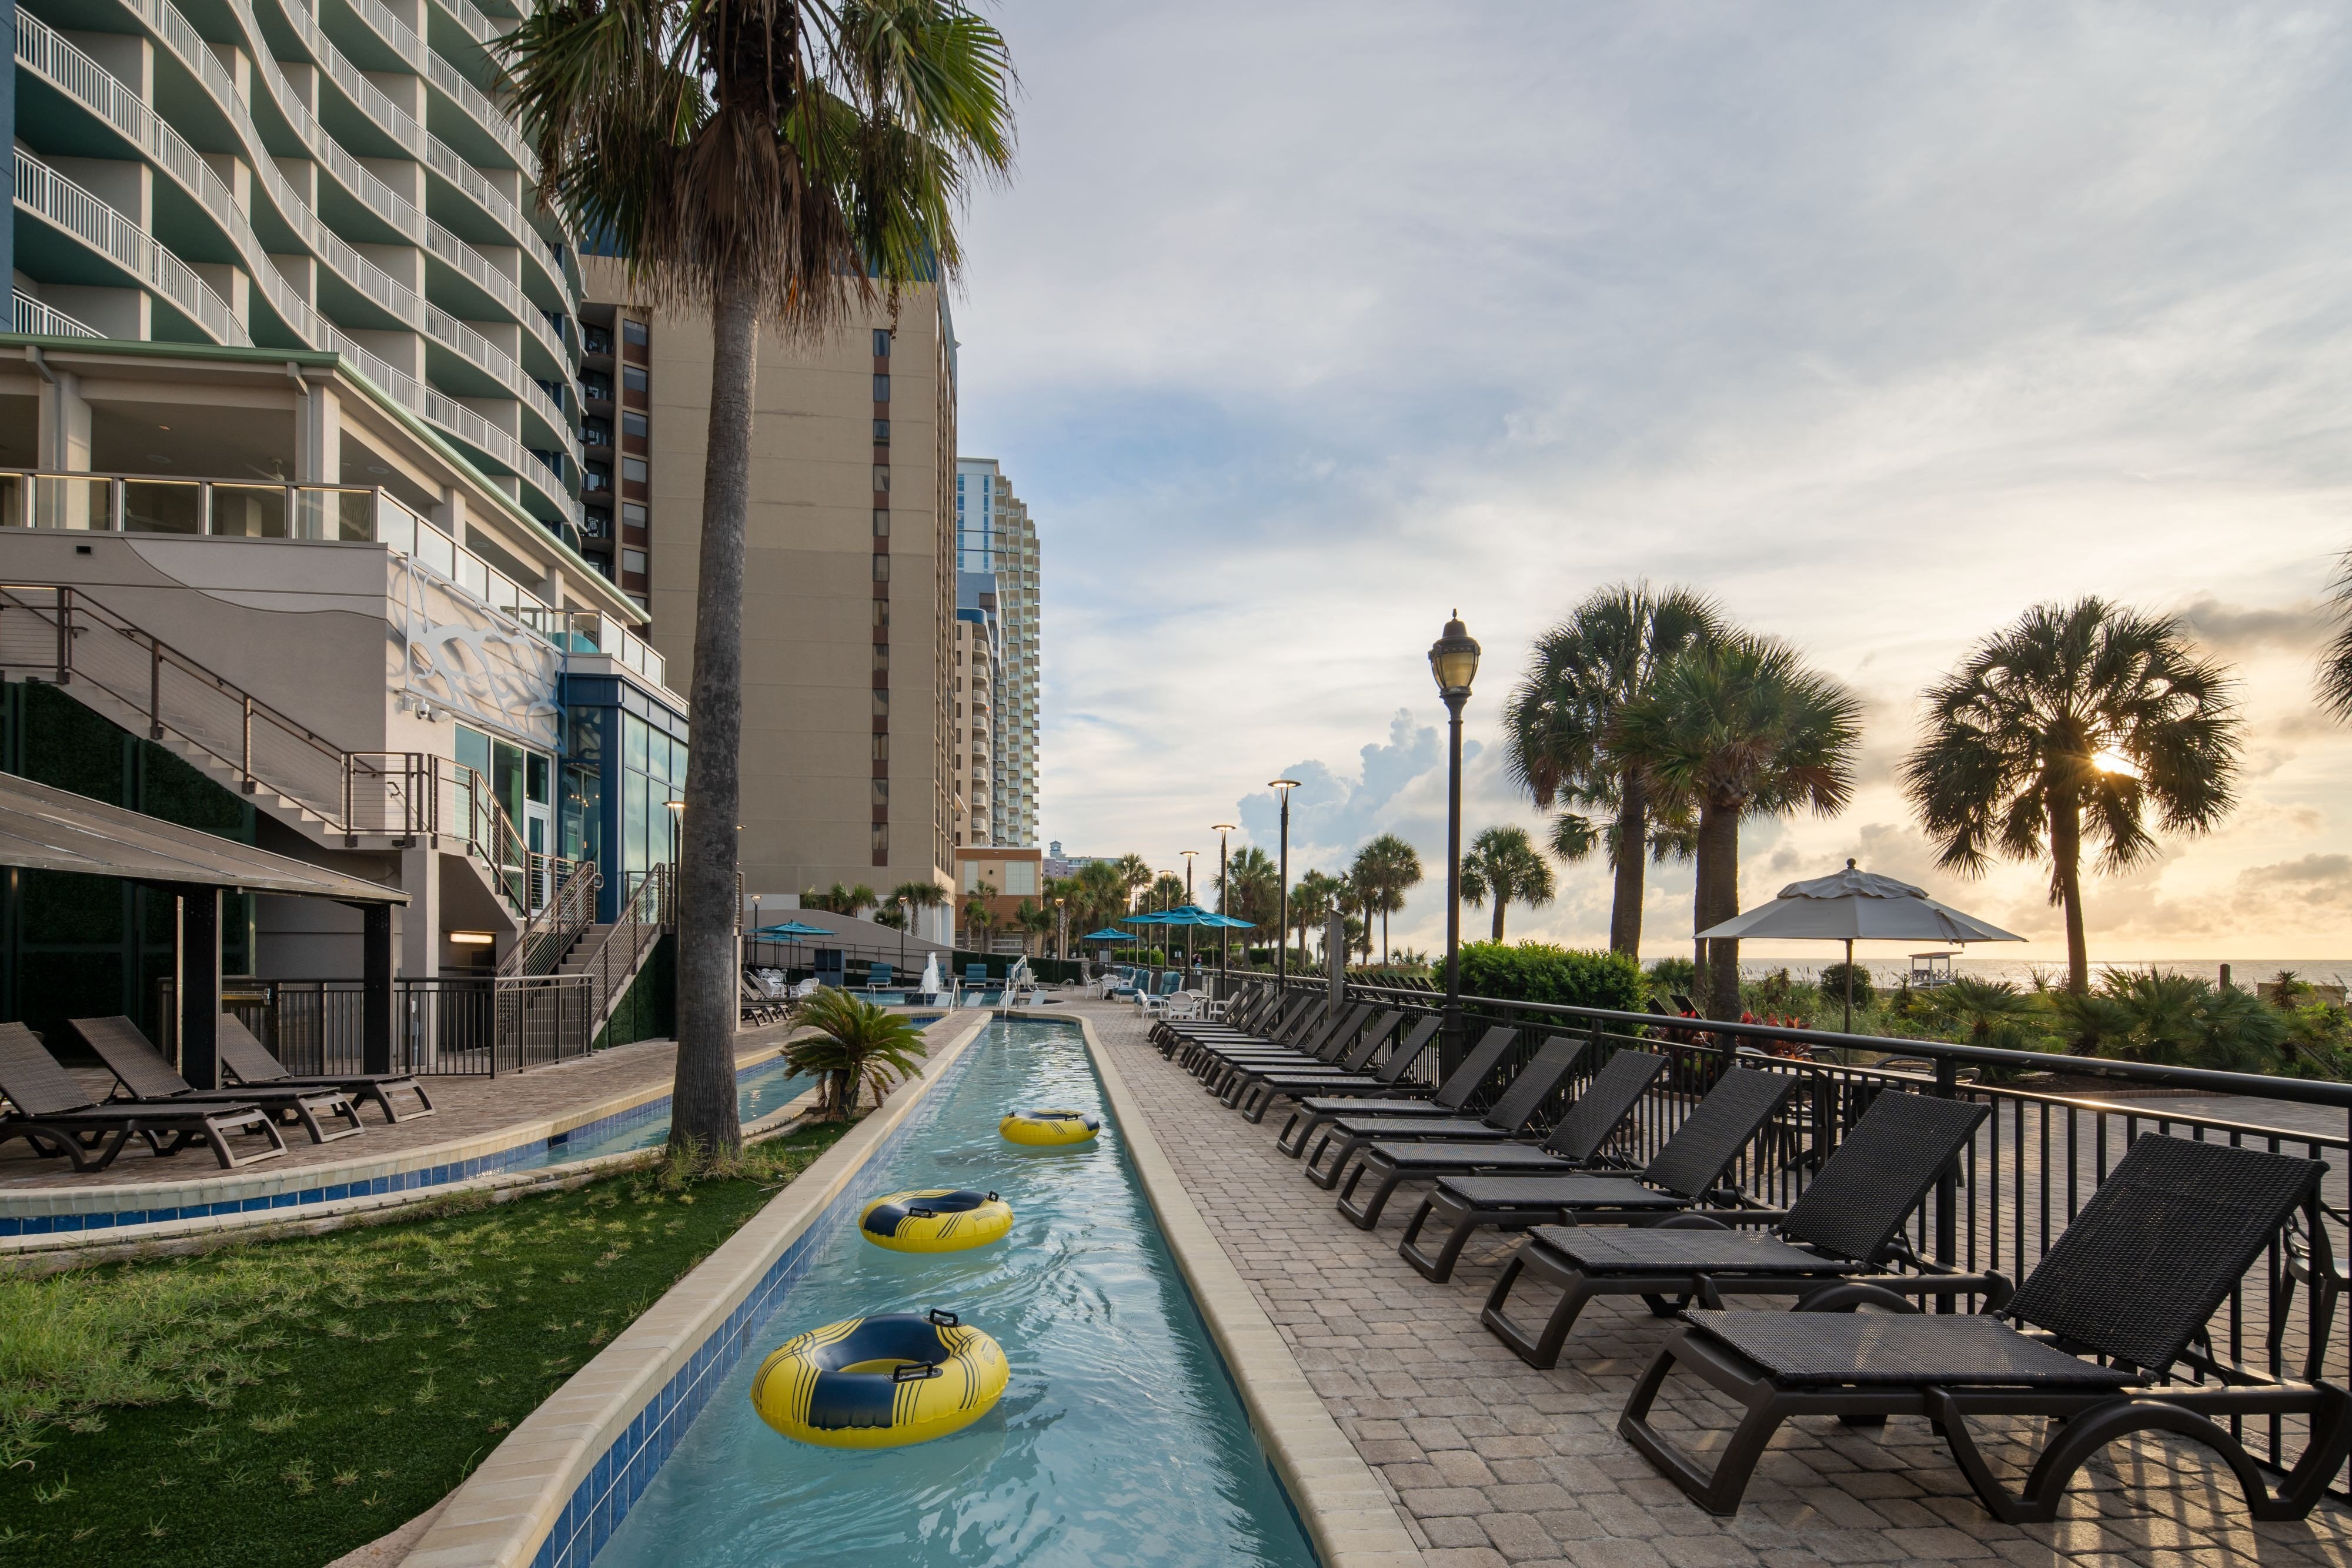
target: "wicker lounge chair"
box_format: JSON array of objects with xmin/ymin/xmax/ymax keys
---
[
  {"xmin": 0, "ymin": 1021, "xmax": 285, "ymax": 1171},
  {"xmin": 1150, "ymin": 987, "xmax": 1279, "ymax": 1055},
  {"xmin": 213, "ymin": 1013, "xmax": 436, "ymax": 1124},
  {"xmin": 1619, "ymin": 1132, "xmax": 2351, "ymax": 1522},
  {"xmin": 69, "ymin": 1017, "xmax": 365, "ymax": 1144},
  {"xmin": 1331, "ymin": 1048, "xmax": 1683, "ymax": 1228},
  {"xmin": 1480, "ymin": 1089, "xmax": 1990, "ymax": 1365},
  {"xmin": 1170, "ymin": 994, "xmax": 1325, "ymax": 1068},
  {"xmin": 1273, "ymin": 1024, "xmax": 1519, "ymax": 1159},
  {"xmin": 1304, "ymin": 1033, "xmax": 1594, "ymax": 1190},
  {"xmin": 1221, "ymin": 1011, "xmax": 1408, "ymax": 1117},
  {"xmin": 1392, "ymin": 1065, "xmax": 1798, "ymax": 1264},
  {"xmin": 1160, "ymin": 991, "xmax": 1307, "ymax": 1062}
]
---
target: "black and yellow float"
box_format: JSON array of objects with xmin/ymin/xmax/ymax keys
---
[
  {"xmin": 859, "ymin": 1189, "xmax": 1014, "ymax": 1253},
  {"xmin": 998, "ymin": 1108, "xmax": 1099, "ymax": 1148},
  {"xmin": 750, "ymin": 1309, "xmax": 1008, "ymax": 1449}
]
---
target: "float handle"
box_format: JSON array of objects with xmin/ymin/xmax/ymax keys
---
[
  {"xmin": 893, "ymin": 1362, "xmax": 944, "ymax": 1383},
  {"xmin": 928, "ymin": 1308, "xmax": 961, "ymax": 1328}
]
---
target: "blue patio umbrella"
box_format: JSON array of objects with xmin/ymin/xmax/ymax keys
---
[
  {"xmin": 1080, "ymin": 927, "xmax": 1138, "ymax": 943},
  {"xmin": 748, "ymin": 920, "xmax": 833, "ymax": 941}
]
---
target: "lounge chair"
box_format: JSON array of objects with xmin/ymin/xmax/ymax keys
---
[
  {"xmin": 0, "ymin": 1021, "xmax": 285, "ymax": 1171},
  {"xmin": 1165, "ymin": 988, "xmax": 1309, "ymax": 1057},
  {"xmin": 1479, "ymin": 1089, "xmax": 1989, "ymax": 1366},
  {"xmin": 1175, "ymin": 997, "xmax": 1331, "ymax": 1074},
  {"xmin": 69, "ymin": 1017, "xmax": 365, "ymax": 1144},
  {"xmin": 213, "ymin": 1013, "xmax": 436, "ymax": 1124},
  {"xmin": 1220, "ymin": 1011, "xmax": 1406, "ymax": 1116},
  {"xmin": 1242, "ymin": 1015, "xmax": 1442, "ymax": 1126},
  {"xmin": 1389, "ymin": 1064, "xmax": 1796, "ymax": 1255},
  {"xmin": 1192, "ymin": 1003, "xmax": 1367, "ymax": 1092},
  {"xmin": 1275, "ymin": 1024, "xmax": 1522, "ymax": 1162},
  {"xmin": 1619, "ymin": 1132, "xmax": 2352, "ymax": 1522},
  {"xmin": 863, "ymin": 961, "xmax": 894, "ymax": 994},
  {"xmin": 1303, "ymin": 1032, "xmax": 1595, "ymax": 1190},
  {"xmin": 1154, "ymin": 986, "xmax": 1277, "ymax": 1051},
  {"xmin": 1210, "ymin": 1005, "xmax": 1394, "ymax": 1105}
]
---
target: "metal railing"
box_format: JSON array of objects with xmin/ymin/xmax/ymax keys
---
[
  {"xmin": 159, "ymin": 974, "xmax": 592, "ymax": 1075},
  {"xmin": 11, "ymin": 290, "xmax": 100, "ymax": 339},
  {"xmin": 576, "ymin": 865, "xmax": 671, "ymax": 1035},
  {"xmin": 12, "ymin": 152, "xmax": 246, "ymax": 346},
  {"xmin": 1238, "ymin": 972, "xmax": 2352, "ymax": 1500},
  {"xmin": 502, "ymin": 857, "xmax": 600, "ymax": 978}
]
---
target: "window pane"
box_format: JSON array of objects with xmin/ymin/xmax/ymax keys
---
[
  {"xmin": 623, "ymin": 366, "xmax": 649, "ymax": 392},
  {"xmin": 626, "ymin": 714, "xmax": 649, "ymax": 777},
  {"xmin": 623, "ymin": 412, "xmax": 649, "ymax": 438},
  {"xmin": 622, "ymin": 317, "xmax": 649, "ymax": 345},
  {"xmin": 622, "ymin": 457, "xmax": 649, "ymax": 483}
]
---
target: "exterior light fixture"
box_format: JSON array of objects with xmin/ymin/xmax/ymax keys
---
[{"xmin": 1429, "ymin": 613, "xmax": 1478, "ymax": 1061}]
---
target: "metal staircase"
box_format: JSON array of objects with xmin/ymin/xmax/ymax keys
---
[{"xmin": 0, "ymin": 582, "xmax": 552, "ymax": 922}]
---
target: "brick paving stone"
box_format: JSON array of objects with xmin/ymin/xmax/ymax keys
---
[{"xmin": 1077, "ymin": 1002, "xmax": 2352, "ymax": 1568}]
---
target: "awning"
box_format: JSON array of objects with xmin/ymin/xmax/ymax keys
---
[{"xmin": 0, "ymin": 772, "xmax": 406, "ymax": 903}]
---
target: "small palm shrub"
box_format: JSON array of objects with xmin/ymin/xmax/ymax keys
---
[
  {"xmin": 784, "ymin": 991, "xmax": 930, "ymax": 1120},
  {"xmin": 1816, "ymin": 962, "xmax": 1875, "ymax": 1012}
]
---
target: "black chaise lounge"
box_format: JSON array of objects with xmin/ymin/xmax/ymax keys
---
[
  {"xmin": 215, "ymin": 1013, "xmax": 437, "ymax": 1124},
  {"xmin": 1224, "ymin": 1012, "xmax": 1415, "ymax": 1120},
  {"xmin": 1218, "ymin": 1010, "xmax": 1405, "ymax": 1111},
  {"xmin": 1275, "ymin": 1025, "xmax": 1521, "ymax": 1160},
  {"xmin": 1302, "ymin": 1032, "xmax": 1592, "ymax": 1189},
  {"xmin": 1394, "ymin": 1065, "xmax": 1799, "ymax": 1272},
  {"xmin": 1171, "ymin": 995, "xmax": 1326, "ymax": 1071},
  {"xmin": 1152, "ymin": 985, "xmax": 1279, "ymax": 1053},
  {"xmin": 1480, "ymin": 1089, "xmax": 1990, "ymax": 1366},
  {"xmin": 1332, "ymin": 1048, "xmax": 1691, "ymax": 1228},
  {"xmin": 1254, "ymin": 1016, "xmax": 1444, "ymax": 1136},
  {"xmin": 1619, "ymin": 1132, "xmax": 2352, "ymax": 1522},
  {"xmin": 69, "ymin": 1017, "xmax": 365, "ymax": 1144},
  {"xmin": 0, "ymin": 1021, "xmax": 285, "ymax": 1171},
  {"xmin": 1191, "ymin": 1004, "xmax": 1369, "ymax": 1094}
]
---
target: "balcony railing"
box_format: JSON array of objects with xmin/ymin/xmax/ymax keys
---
[
  {"xmin": 1235, "ymin": 971, "xmax": 2352, "ymax": 1502},
  {"xmin": 10, "ymin": 290, "xmax": 100, "ymax": 339}
]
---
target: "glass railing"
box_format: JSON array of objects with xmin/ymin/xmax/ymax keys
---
[{"xmin": 0, "ymin": 469, "xmax": 671, "ymax": 693}]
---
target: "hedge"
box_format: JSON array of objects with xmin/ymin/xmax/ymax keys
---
[{"xmin": 1456, "ymin": 941, "xmax": 1644, "ymax": 1012}]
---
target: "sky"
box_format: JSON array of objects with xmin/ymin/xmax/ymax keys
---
[{"xmin": 948, "ymin": 2, "xmax": 2352, "ymax": 968}]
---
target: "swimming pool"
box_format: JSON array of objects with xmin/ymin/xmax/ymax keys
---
[
  {"xmin": 505, "ymin": 1057, "xmax": 819, "ymax": 1173},
  {"xmin": 593, "ymin": 1017, "xmax": 1318, "ymax": 1567}
]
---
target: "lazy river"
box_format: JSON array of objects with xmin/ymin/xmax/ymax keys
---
[{"xmin": 594, "ymin": 1016, "xmax": 1319, "ymax": 1566}]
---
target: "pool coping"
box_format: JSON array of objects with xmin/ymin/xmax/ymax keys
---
[
  {"xmin": 0, "ymin": 1038, "xmax": 807, "ymax": 1252},
  {"xmin": 397, "ymin": 1007, "xmax": 993, "ymax": 1568},
  {"xmin": 1063, "ymin": 1008, "xmax": 1427, "ymax": 1568}
]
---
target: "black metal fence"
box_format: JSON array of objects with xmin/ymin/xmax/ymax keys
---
[
  {"xmin": 1221, "ymin": 972, "xmax": 2352, "ymax": 1500},
  {"xmin": 159, "ymin": 975, "xmax": 594, "ymax": 1075}
]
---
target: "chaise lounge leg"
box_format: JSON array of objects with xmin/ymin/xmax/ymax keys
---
[
  {"xmin": 1306, "ymin": 1133, "xmax": 1362, "ymax": 1189},
  {"xmin": 1398, "ymin": 1191, "xmax": 1503, "ymax": 1283},
  {"xmin": 1618, "ymin": 1329, "xmax": 1789, "ymax": 1516},
  {"xmin": 1479, "ymin": 1242, "xmax": 1603, "ymax": 1368},
  {"xmin": 1337, "ymin": 1159, "xmax": 1404, "ymax": 1228}
]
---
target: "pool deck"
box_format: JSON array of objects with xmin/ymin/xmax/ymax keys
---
[{"xmin": 1070, "ymin": 999, "xmax": 2352, "ymax": 1568}]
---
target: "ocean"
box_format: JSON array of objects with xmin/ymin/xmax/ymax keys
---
[{"xmin": 1729, "ymin": 956, "xmax": 2352, "ymax": 989}]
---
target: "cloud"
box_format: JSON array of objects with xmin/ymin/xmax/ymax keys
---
[{"xmin": 2174, "ymin": 595, "xmax": 2328, "ymax": 657}]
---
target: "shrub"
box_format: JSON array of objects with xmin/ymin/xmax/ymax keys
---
[
  {"xmin": 1643, "ymin": 956, "xmax": 1696, "ymax": 996},
  {"xmin": 784, "ymin": 990, "xmax": 929, "ymax": 1118},
  {"xmin": 1458, "ymin": 942, "xmax": 1644, "ymax": 1012},
  {"xmin": 1816, "ymin": 962, "xmax": 1875, "ymax": 1012}
]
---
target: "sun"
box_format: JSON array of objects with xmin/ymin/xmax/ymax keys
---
[{"xmin": 2090, "ymin": 746, "xmax": 2140, "ymax": 778}]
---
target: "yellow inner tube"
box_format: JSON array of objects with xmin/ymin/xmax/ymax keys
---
[
  {"xmin": 860, "ymin": 1189, "xmax": 1014, "ymax": 1253},
  {"xmin": 1000, "ymin": 1108, "xmax": 1099, "ymax": 1147},
  {"xmin": 750, "ymin": 1309, "xmax": 1007, "ymax": 1449}
]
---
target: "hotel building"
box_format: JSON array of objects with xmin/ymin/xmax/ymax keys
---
[{"xmin": 953, "ymin": 456, "xmax": 1038, "ymax": 847}]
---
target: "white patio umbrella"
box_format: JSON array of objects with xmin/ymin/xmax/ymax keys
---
[{"xmin": 1696, "ymin": 859, "xmax": 2026, "ymax": 1030}]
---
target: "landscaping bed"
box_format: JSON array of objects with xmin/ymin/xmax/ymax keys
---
[{"xmin": 0, "ymin": 1122, "xmax": 849, "ymax": 1568}]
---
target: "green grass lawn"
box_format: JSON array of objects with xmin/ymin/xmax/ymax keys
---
[{"xmin": 0, "ymin": 1122, "xmax": 849, "ymax": 1567}]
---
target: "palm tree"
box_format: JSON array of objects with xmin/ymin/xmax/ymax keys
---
[
  {"xmin": 1459, "ymin": 825, "xmax": 1556, "ymax": 942},
  {"xmin": 1617, "ymin": 633, "xmax": 1863, "ymax": 1019},
  {"xmin": 1502, "ymin": 584, "xmax": 1718, "ymax": 958},
  {"xmin": 783, "ymin": 989, "xmax": 929, "ymax": 1119},
  {"xmin": 1215, "ymin": 845, "xmax": 1279, "ymax": 929},
  {"xmin": 505, "ymin": 1, "xmax": 1014, "ymax": 1159},
  {"xmin": 1014, "ymin": 898, "xmax": 1051, "ymax": 954},
  {"xmin": 1071, "ymin": 859, "xmax": 1126, "ymax": 932},
  {"xmin": 1352, "ymin": 834, "xmax": 1422, "ymax": 962},
  {"xmin": 2320, "ymin": 557, "xmax": 2352, "ymax": 721},
  {"xmin": 1902, "ymin": 599, "xmax": 2240, "ymax": 994},
  {"xmin": 1288, "ymin": 870, "xmax": 1342, "ymax": 967}
]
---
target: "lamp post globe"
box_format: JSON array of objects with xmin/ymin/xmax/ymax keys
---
[
  {"xmin": 1269, "ymin": 782, "xmax": 1301, "ymax": 988},
  {"xmin": 1428, "ymin": 612, "xmax": 1479, "ymax": 1064}
]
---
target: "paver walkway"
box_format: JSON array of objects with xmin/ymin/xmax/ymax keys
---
[
  {"xmin": 0, "ymin": 1023, "xmax": 800, "ymax": 1191},
  {"xmin": 1075, "ymin": 1001, "xmax": 2352, "ymax": 1567}
]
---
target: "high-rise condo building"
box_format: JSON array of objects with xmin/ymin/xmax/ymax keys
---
[
  {"xmin": 953, "ymin": 570, "xmax": 1000, "ymax": 844},
  {"xmin": 587, "ymin": 262, "xmax": 960, "ymax": 939},
  {"xmin": 0, "ymin": 0, "xmax": 692, "ymax": 1071},
  {"xmin": 954, "ymin": 457, "xmax": 1038, "ymax": 847}
]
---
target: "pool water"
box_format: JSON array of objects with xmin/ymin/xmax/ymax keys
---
[
  {"xmin": 506, "ymin": 1058, "xmax": 818, "ymax": 1173},
  {"xmin": 594, "ymin": 1017, "xmax": 1318, "ymax": 1567}
]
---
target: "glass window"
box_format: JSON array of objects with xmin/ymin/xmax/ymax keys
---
[
  {"xmin": 872, "ymin": 466, "xmax": 889, "ymax": 492},
  {"xmin": 623, "ymin": 548, "xmax": 647, "ymax": 575},
  {"xmin": 626, "ymin": 713, "xmax": 650, "ymax": 776},
  {"xmin": 871, "ymin": 329, "xmax": 891, "ymax": 357},
  {"xmin": 1005, "ymin": 861, "xmax": 1037, "ymax": 895},
  {"xmin": 871, "ymin": 824, "xmax": 887, "ymax": 863},
  {"xmin": 873, "ymin": 554, "xmax": 890, "ymax": 581},
  {"xmin": 624, "ymin": 768, "xmax": 649, "ymax": 876},
  {"xmin": 872, "ymin": 373, "xmax": 890, "ymax": 402},
  {"xmin": 873, "ymin": 509, "xmax": 889, "ymax": 536},
  {"xmin": 561, "ymin": 760, "xmax": 600, "ymax": 863},
  {"xmin": 622, "ymin": 502, "xmax": 648, "ymax": 529},
  {"xmin": 623, "ymin": 366, "xmax": 649, "ymax": 392},
  {"xmin": 874, "ymin": 419, "xmax": 890, "ymax": 444},
  {"xmin": 623, "ymin": 411, "xmax": 649, "ymax": 438},
  {"xmin": 622, "ymin": 317, "xmax": 649, "ymax": 345},
  {"xmin": 527, "ymin": 753, "xmax": 550, "ymax": 806},
  {"xmin": 492, "ymin": 741, "xmax": 527, "ymax": 825},
  {"xmin": 622, "ymin": 457, "xmax": 649, "ymax": 484}
]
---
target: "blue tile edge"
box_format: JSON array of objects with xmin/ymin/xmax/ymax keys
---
[
  {"xmin": 530, "ymin": 1027, "xmax": 988, "ymax": 1568},
  {"xmin": 0, "ymin": 1054, "xmax": 789, "ymax": 1239}
]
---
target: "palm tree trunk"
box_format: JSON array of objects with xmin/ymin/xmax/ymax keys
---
[
  {"xmin": 1492, "ymin": 899, "xmax": 1506, "ymax": 942},
  {"xmin": 668, "ymin": 278, "xmax": 759, "ymax": 1159},
  {"xmin": 2050, "ymin": 786, "xmax": 2090, "ymax": 994},
  {"xmin": 1695, "ymin": 798, "xmax": 1743, "ymax": 1019},
  {"xmin": 1609, "ymin": 775, "xmax": 1647, "ymax": 958}
]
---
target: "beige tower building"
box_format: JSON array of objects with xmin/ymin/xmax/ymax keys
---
[{"xmin": 583, "ymin": 260, "xmax": 959, "ymax": 938}]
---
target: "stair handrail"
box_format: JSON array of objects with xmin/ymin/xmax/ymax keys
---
[
  {"xmin": 445, "ymin": 760, "xmax": 557, "ymax": 920},
  {"xmin": 577, "ymin": 862, "xmax": 670, "ymax": 1036},
  {"xmin": 500, "ymin": 855, "xmax": 600, "ymax": 978}
]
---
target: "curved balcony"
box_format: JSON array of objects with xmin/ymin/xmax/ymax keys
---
[
  {"xmin": 316, "ymin": 0, "xmax": 536, "ymax": 180},
  {"xmin": 12, "ymin": 153, "xmax": 248, "ymax": 347},
  {"xmin": 12, "ymin": 291, "xmax": 103, "ymax": 338},
  {"xmin": 14, "ymin": 13, "xmax": 576, "ymax": 467}
]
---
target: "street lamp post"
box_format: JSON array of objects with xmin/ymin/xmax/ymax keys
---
[
  {"xmin": 897, "ymin": 897, "xmax": 909, "ymax": 979},
  {"xmin": 1428, "ymin": 611, "xmax": 1481, "ymax": 1067},
  {"xmin": 1054, "ymin": 896, "xmax": 1066, "ymax": 963},
  {"xmin": 1269, "ymin": 779, "xmax": 1301, "ymax": 988},
  {"xmin": 1211, "ymin": 822, "xmax": 1237, "ymax": 977},
  {"xmin": 1180, "ymin": 849, "xmax": 1198, "ymax": 972}
]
